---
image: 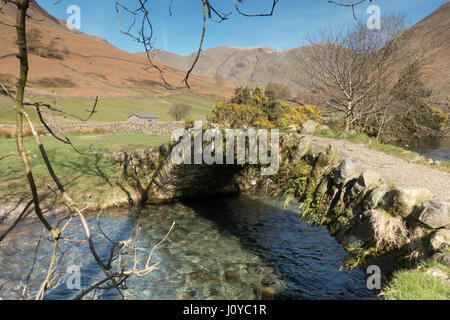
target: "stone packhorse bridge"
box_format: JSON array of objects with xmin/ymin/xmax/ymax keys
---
[{"xmin": 107, "ymin": 132, "xmax": 450, "ymax": 281}]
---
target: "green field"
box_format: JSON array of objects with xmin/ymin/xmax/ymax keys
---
[
  {"xmin": 0, "ymin": 133, "xmax": 170, "ymax": 205},
  {"xmin": 0, "ymin": 95, "xmax": 216, "ymax": 124}
]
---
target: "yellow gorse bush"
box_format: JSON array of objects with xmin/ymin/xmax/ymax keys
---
[
  {"xmin": 275, "ymin": 104, "xmax": 322, "ymax": 128},
  {"xmin": 252, "ymin": 86, "xmax": 265, "ymax": 105},
  {"xmin": 209, "ymin": 101, "xmax": 274, "ymax": 128},
  {"xmin": 432, "ymin": 108, "xmax": 448, "ymax": 131},
  {"xmin": 209, "ymin": 87, "xmax": 322, "ymax": 129}
]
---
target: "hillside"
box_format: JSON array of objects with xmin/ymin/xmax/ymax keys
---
[
  {"xmin": 138, "ymin": 46, "xmax": 309, "ymax": 95},
  {"xmin": 139, "ymin": 2, "xmax": 450, "ymax": 103},
  {"xmin": 395, "ymin": 2, "xmax": 450, "ymax": 104},
  {"xmin": 0, "ymin": 1, "xmax": 234, "ymax": 100}
]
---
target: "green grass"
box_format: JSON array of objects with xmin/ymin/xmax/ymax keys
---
[
  {"xmin": 0, "ymin": 133, "xmax": 170, "ymax": 205},
  {"xmin": 382, "ymin": 261, "xmax": 450, "ymax": 300},
  {"xmin": 421, "ymin": 260, "xmax": 450, "ymax": 276},
  {"xmin": 0, "ymin": 96, "xmax": 42, "ymax": 124},
  {"xmin": 316, "ymin": 127, "xmax": 450, "ymax": 173},
  {"xmin": 6, "ymin": 95, "xmax": 215, "ymax": 124},
  {"xmin": 368, "ymin": 143, "xmax": 419, "ymax": 161}
]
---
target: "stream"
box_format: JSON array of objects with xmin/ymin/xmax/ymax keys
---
[
  {"xmin": 0, "ymin": 194, "xmax": 376, "ymax": 300},
  {"xmin": 397, "ymin": 137, "xmax": 450, "ymax": 162}
]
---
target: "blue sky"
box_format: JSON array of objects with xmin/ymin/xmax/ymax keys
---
[{"xmin": 38, "ymin": 0, "xmax": 448, "ymax": 56}]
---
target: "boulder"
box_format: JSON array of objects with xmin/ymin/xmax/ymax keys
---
[
  {"xmin": 112, "ymin": 152, "xmax": 125, "ymax": 162},
  {"xmin": 301, "ymin": 120, "xmax": 316, "ymax": 134},
  {"xmin": 430, "ymin": 229, "xmax": 450, "ymax": 251},
  {"xmin": 360, "ymin": 184, "xmax": 388, "ymax": 211},
  {"xmin": 341, "ymin": 234, "xmax": 365, "ymax": 249},
  {"xmin": 314, "ymin": 144, "xmax": 340, "ymax": 175},
  {"xmin": 333, "ymin": 158, "xmax": 364, "ymax": 185},
  {"xmin": 381, "ymin": 187, "xmax": 433, "ymax": 217},
  {"xmin": 416, "ymin": 201, "xmax": 450, "ymax": 229},
  {"xmin": 431, "ymin": 252, "xmax": 450, "ymax": 268},
  {"xmin": 293, "ymin": 136, "xmax": 312, "ymax": 161},
  {"xmin": 346, "ymin": 170, "xmax": 382, "ymax": 202},
  {"xmin": 336, "ymin": 217, "xmax": 374, "ymax": 249}
]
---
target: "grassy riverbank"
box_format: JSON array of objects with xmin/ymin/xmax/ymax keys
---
[
  {"xmin": 382, "ymin": 260, "xmax": 450, "ymax": 300},
  {"xmin": 0, "ymin": 133, "xmax": 170, "ymax": 205}
]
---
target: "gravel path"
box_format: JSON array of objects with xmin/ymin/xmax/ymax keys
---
[{"xmin": 307, "ymin": 135, "xmax": 450, "ymax": 201}]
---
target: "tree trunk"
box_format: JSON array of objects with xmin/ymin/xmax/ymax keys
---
[
  {"xmin": 344, "ymin": 101, "xmax": 352, "ymax": 132},
  {"xmin": 14, "ymin": 0, "xmax": 53, "ymax": 232}
]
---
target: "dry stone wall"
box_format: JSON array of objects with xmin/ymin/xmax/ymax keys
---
[{"xmin": 0, "ymin": 121, "xmax": 185, "ymax": 136}]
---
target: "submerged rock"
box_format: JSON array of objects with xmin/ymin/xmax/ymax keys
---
[
  {"xmin": 224, "ymin": 270, "xmax": 241, "ymax": 284},
  {"xmin": 189, "ymin": 269, "xmax": 215, "ymax": 282}
]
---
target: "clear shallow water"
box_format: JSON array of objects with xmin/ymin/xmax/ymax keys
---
[{"xmin": 0, "ymin": 194, "xmax": 375, "ymax": 300}]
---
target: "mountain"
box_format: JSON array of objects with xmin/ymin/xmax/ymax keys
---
[
  {"xmin": 138, "ymin": 2, "xmax": 450, "ymax": 102},
  {"xmin": 0, "ymin": 0, "xmax": 234, "ymax": 100},
  {"xmin": 138, "ymin": 46, "xmax": 308, "ymax": 95}
]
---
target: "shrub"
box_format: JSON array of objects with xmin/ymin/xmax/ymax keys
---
[
  {"xmin": 265, "ymin": 82, "xmax": 291, "ymax": 100},
  {"xmin": 271, "ymin": 160, "xmax": 313, "ymax": 208},
  {"xmin": 209, "ymin": 101, "xmax": 274, "ymax": 128},
  {"xmin": 0, "ymin": 127, "xmax": 47, "ymax": 139},
  {"xmin": 275, "ymin": 104, "xmax": 322, "ymax": 128},
  {"xmin": 26, "ymin": 29, "xmax": 43, "ymax": 54},
  {"xmin": 368, "ymin": 209, "xmax": 409, "ymax": 250},
  {"xmin": 72, "ymin": 126, "xmax": 109, "ymax": 134},
  {"xmin": 209, "ymin": 86, "xmax": 322, "ymax": 129},
  {"xmin": 430, "ymin": 108, "xmax": 448, "ymax": 131}
]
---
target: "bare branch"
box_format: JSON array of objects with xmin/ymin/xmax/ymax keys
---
[{"xmin": 233, "ymin": 0, "xmax": 279, "ymax": 17}]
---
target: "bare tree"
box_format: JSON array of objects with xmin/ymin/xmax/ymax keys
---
[
  {"xmin": 371, "ymin": 60, "xmax": 446, "ymax": 140},
  {"xmin": 169, "ymin": 103, "xmax": 192, "ymax": 121},
  {"xmin": 265, "ymin": 82, "xmax": 291, "ymax": 100},
  {"xmin": 299, "ymin": 14, "xmax": 407, "ymax": 132}
]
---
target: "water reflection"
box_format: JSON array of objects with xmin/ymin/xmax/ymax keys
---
[{"xmin": 396, "ymin": 137, "xmax": 450, "ymax": 161}]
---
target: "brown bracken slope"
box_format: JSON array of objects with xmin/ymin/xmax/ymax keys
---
[{"xmin": 0, "ymin": 1, "xmax": 234, "ymax": 100}]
